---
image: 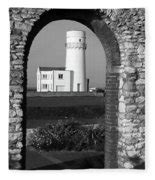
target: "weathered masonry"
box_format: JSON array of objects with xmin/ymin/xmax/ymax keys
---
[{"xmin": 9, "ymin": 8, "xmax": 145, "ymax": 169}]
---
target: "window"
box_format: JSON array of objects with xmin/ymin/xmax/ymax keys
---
[
  {"xmin": 42, "ymin": 84, "xmax": 48, "ymax": 89},
  {"xmin": 58, "ymin": 74, "xmax": 63, "ymax": 79},
  {"xmin": 42, "ymin": 74, "xmax": 47, "ymax": 79}
]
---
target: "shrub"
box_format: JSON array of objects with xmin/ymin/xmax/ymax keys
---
[
  {"xmin": 29, "ymin": 128, "xmax": 60, "ymax": 150},
  {"xmin": 28, "ymin": 120, "xmax": 105, "ymax": 151}
]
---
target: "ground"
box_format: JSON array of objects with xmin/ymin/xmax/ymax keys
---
[
  {"xmin": 27, "ymin": 96, "xmax": 104, "ymax": 107},
  {"xmin": 26, "ymin": 147, "xmax": 104, "ymax": 169},
  {"xmin": 26, "ymin": 95, "xmax": 105, "ymax": 169},
  {"xmin": 26, "ymin": 96, "xmax": 105, "ymax": 128}
]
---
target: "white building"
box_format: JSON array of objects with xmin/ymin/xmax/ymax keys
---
[
  {"xmin": 37, "ymin": 67, "xmax": 73, "ymax": 92},
  {"xmin": 37, "ymin": 30, "xmax": 88, "ymax": 92}
]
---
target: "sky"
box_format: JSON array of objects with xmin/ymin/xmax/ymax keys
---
[{"xmin": 27, "ymin": 20, "xmax": 106, "ymax": 88}]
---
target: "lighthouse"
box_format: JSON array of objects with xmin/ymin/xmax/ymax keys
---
[
  {"xmin": 37, "ymin": 30, "xmax": 88, "ymax": 92},
  {"xmin": 65, "ymin": 31, "xmax": 87, "ymax": 92}
]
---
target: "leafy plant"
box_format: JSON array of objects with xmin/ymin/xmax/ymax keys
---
[{"xmin": 28, "ymin": 120, "xmax": 105, "ymax": 151}]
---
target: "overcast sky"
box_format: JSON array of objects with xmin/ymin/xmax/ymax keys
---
[{"xmin": 27, "ymin": 20, "xmax": 106, "ymax": 88}]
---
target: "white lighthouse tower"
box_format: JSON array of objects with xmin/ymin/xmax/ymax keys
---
[{"xmin": 65, "ymin": 31, "xmax": 87, "ymax": 92}]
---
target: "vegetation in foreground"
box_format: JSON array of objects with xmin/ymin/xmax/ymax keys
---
[{"xmin": 27, "ymin": 120, "xmax": 105, "ymax": 152}]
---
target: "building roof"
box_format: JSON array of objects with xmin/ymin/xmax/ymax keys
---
[{"xmin": 39, "ymin": 67, "xmax": 65, "ymax": 71}]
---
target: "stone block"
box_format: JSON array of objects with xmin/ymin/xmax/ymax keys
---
[
  {"xmin": 127, "ymin": 150, "xmax": 137, "ymax": 157},
  {"xmin": 119, "ymin": 102, "xmax": 126, "ymax": 113},
  {"xmin": 9, "ymin": 124, "xmax": 15, "ymax": 133},
  {"xmin": 16, "ymin": 109, "xmax": 23, "ymax": 117},
  {"xmin": 10, "ymin": 85, "xmax": 23, "ymax": 92},
  {"xmin": 136, "ymin": 79, "xmax": 145, "ymax": 85},
  {"xmin": 10, "ymin": 99, "xmax": 22, "ymax": 105},
  {"xmin": 11, "ymin": 154, "xmax": 22, "ymax": 161},
  {"xmin": 126, "ymin": 105, "xmax": 137, "ymax": 112},
  {"xmin": 16, "ymin": 141, "xmax": 23, "ymax": 149},
  {"xmin": 15, "ymin": 123, "xmax": 22, "ymax": 131},
  {"xmin": 137, "ymin": 85, "xmax": 145, "ymax": 96},
  {"xmin": 124, "ymin": 66, "xmax": 136, "ymax": 73},
  {"xmin": 12, "ymin": 14, "xmax": 23, "ymax": 21},
  {"xmin": 9, "ymin": 132, "xmax": 23, "ymax": 142},
  {"xmin": 118, "ymin": 113, "xmax": 126, "ymax": 119},
  {"xmin": 123, "ymin": 91, "xmax": 139, "ymax": 97},
  {"xmin": 10, "ymin": 78, "xmax": 23, "ymax": 85},
  {"xmin": 9, "ymin": 160, "xmax": 22, "ymax": 169},
  {"xmin": 11, "ymin": 53, "xmax": 17, "ymax": 60},
  {"xmin": 124, "ymin": 42, "xmax": 134, "ymax": 49},
  {"xmin": 10, "ymin": 35, "xmax": 21, "ymax": 41},
  {"xmin": 126, "ymin": 145, "xmax": 135, "ymax": 151},
  {"xmin": 135, "ymin": 62, "xmax": 143, "ymax": 68},
  {"xmin": 14, "ymin": 93, "xmax": 23, "ymax": 99},
  {"xmin": 119, "ymin": 78, "xmax": 124, "ymax": 89},
  {"xmin": 124, "ymin": 161, "xmax": 134, "ymax": 168},
  {"xmin": 9, "ymin": 148, "xmax": 21, "ymax": 155},
  {"xmin": 119, "ymin": 126, "xmax": 133, "ymax": 133},
  {"xmin": 139, "ymin": 72, "xmax": 145, "ymax": 79},
  {"xmin": 123, "ymin": 81, "xmax": 136, "ymax": 92},
  {"xmin": 13, "ymin": 65, "xmax": 24, "ymax": 70},
  {"xmin": 122, "ymin": 133, "xmax": 132, "ymax": 138},
  {"xmin": 119, "ymin": 95, "xmax": 124, "ymax": 102},
  {"xmin": 11, "ymin": 60, "xmax": 23, "ymax": 65},
  {"xmin": 9, "ymin": 118, "xmax": 22, "ymax": 123},
  {"xmin": 135, "ymin": 142, "xmax": 144, "ymax": 149},
  {"xmin": 15, "ymin": 21, "xmax": 32, "ymax": 32},
  {"xmin": 137, "ymin": 44, "xmax": 145, "ymax": 54},
  {"xmin": 15, "ymin": 52, "xmax": 24, "ymax": 57},
  {"xmin": 136, "ymin": 96, "xmax": 145, "ymax": 104},
  {"xmin": 9, "ymin": 109, "xmax": 16, "ymax": 118},
  {"xmin": 13, "ymin": 104, "xmax": 21, "ymax": 109},
  {"xmin": 124, "ymin": 98, "xmax": 134, "ymax": 104}
]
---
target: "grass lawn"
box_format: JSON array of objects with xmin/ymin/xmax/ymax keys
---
[
  {"xmin": 26, "ymin": 147, "xmax": 104, "ymax": 170},
  {"xmin": 26, "ymin": 96, "xmax": 105, "ymax": 128},
  {"xmin": 27, "ymin": 96, "xmax": 105, "ymax": 107},
  {"xmin": 26, "ymin": 117, "xmax": 104, "ymax": 129}
]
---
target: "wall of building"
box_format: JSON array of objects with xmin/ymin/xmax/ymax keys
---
[
  {"xmin": 101, "ymin": 9, "xmax": 145, "ymax": 168},
  {"xmin": 9, "ymin": 8, "xmax": 145, "ymax": 169},
  {"xmin": 53, "ymin": 70, "xmax": 71, "ymax": 91},
  {"xmin": 37, "ymin": 70, "xmax": 71, "ymax": 92},
  {"xmin": 37, "ymin": 70, "xmax": 54, "ymax": 92},
  {"xmin": 37, "ymin": 68, "xmax": 40, "ymax": 91}
]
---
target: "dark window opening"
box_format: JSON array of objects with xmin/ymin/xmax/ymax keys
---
[
  {"xmin": 42, "ymin": 74, "xmax": 47, "ymax": 79},
  {"xmin": 42, "ymin": 84, "xmax": 48, "ymax": 89},
  {"xmin": 58, "ymin": 74, "xmax": 63, "ymax": 79}
]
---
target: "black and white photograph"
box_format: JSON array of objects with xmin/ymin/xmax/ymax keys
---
[{"xmin": 8, "ymin": 8, "xmax": 145, "ymax": 170}]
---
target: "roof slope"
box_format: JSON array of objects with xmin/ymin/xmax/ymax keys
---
[{"xmin": 39, "ymin": 67, "xmax": 65, "ymax": 71}]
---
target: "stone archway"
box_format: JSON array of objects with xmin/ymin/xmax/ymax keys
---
[{"xmin": 9, "ymin": 8, "xmax": 145, "ymax": 169}]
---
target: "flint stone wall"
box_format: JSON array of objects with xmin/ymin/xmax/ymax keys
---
[{"xmin": 9, "ymin": 8, "xmax": 145, "ymax": 169}]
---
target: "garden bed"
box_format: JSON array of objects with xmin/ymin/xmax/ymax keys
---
[{"xmin": 26, "ymin": 120, "xmax": 105, "ymax": 151}]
